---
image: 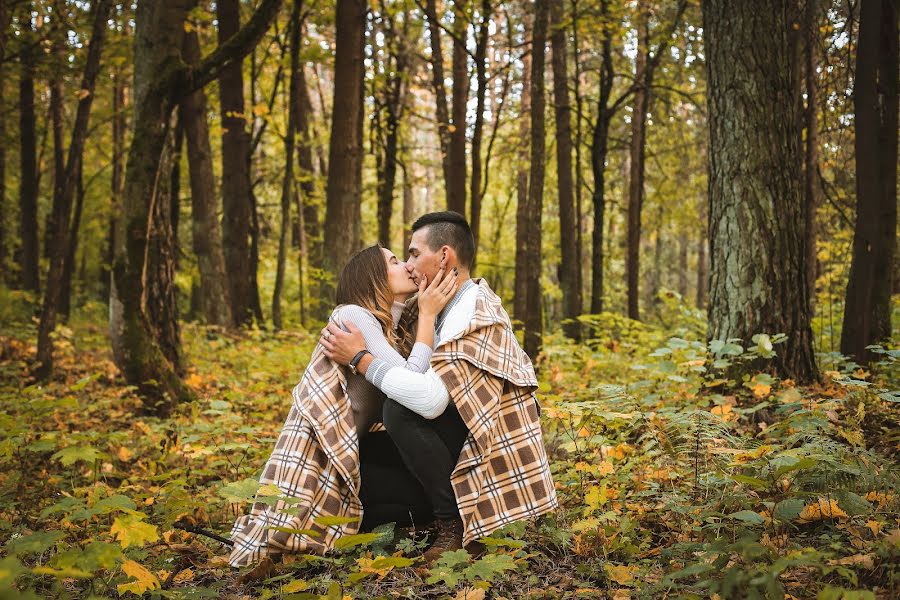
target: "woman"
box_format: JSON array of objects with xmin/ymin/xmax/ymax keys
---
[
  {"xmin": 329, "ymin": 244, "xmax": 458, "ymax": 437},
  {"xmin": 228, "ymin": 245, "xmax": 458, "ymax": 567}
]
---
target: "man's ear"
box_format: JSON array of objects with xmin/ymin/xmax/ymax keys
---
[{"xmin": 440, "ymin": 246, "xmax": 458, "ymax": 268}]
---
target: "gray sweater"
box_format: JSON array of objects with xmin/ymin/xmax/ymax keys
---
[{"xmin": 329, "ymin": 302, "xmax": 433, "ymax": 436}]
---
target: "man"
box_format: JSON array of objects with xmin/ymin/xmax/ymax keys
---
[{"xmin": 322, "ymin": 211, "xmax": 557, "ymax": 560}]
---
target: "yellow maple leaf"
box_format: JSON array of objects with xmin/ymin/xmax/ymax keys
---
[
  {"xmin": 797, "ymin": 497, "xmax": 849, "ymax": 523},
  {"xmin": 111, "ymin": 515, "xmax": 159, "ymax": 548},
  {"xmin": 752, "ymin": 383, "xmax": 771, "ymax": 398},
  {"xmin": 117, "ymin": 559, "xmax": 161, "ymax": 595},
  {"xmin": 598, "ymin": 461, "xmax": 614, "ymax": 476},
  {"xmin": 604, "ymin": 564, "xmax": 636, "ymax": 585},
  {"xmin": 578, "ymin": 426, "xmax": 591, "ymax": 438},
  {"xmin": 117, "ymin": 446, "xmax": 133, "ymax": 462},
  {"xmin": 185, "ymin": 373, "xmax": 204, "ymax": 388},
  {"xmin": 282, "ymin": 579, "xmax": 308, "ymax": 592}
]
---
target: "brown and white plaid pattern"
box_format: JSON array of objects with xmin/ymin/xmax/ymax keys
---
[
  {"xmin": 432, "ymin": 279, "xmax": 558, "ymax": 544},
  {"xmin": 228, "ymin": 280, "xmax": 557, "ymax": 566},
  {"xmin": 227, "ymin": 344, "xmax": 364, "ymax": 567}
]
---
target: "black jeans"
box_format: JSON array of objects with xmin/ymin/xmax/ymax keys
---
[
  {"xmin": 382, "ymin": 399, "xmax": 470, "ymax": 520},
  {"xmin": 358, "ymin": 431, "xmax": 432, "ymax": 531}
]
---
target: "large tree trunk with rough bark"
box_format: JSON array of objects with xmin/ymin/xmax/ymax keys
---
[
  {"xmin": 219, "ymin": 0, "xmax": 259, "ymax": 327},
  {"xmin": 523, "ymin": 0, "xmax": 548, "ymax": 359},
  {"xmin": 322, "ymin": 0, "xmax": 366, "ymax": 301},
  {"xmin": 110, "ymin": 0, "xmax": 282, "ymax": 415},
  {"xmin": 840, "ymin": 0, "xmax": 898, "ymax": 364},
  {"xmin": 18, "ymin": 5, "xmax": 40, "ymax": 294},
  {"xmin": 182, "ymin": 28, "xmax": 232, "ymax": 328},
  {"xmin": 35, "ymin": 0, "xmax": 113, "ymax": 379},
  {"xmin": 803, "ymin": 0, "xmax": 821, "ymax": 308},
  {"xmin": 550, "ymin": 0, "xmax": 581, "ymax": 339},
  {"xmin": 703, "ymin": 0, "xmax": 818, "ymax": 383}
]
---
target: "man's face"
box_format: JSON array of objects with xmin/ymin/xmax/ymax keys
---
[{"xmin": 406, "ymin": 227, "xmax": 444, "ymax": 286}]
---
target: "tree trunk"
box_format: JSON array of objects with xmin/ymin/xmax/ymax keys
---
[
  {"xmin": 590, "ymin": 0, "xmax": 613, "ymax": 314},
  {"xmin": 110, "ymin": 0, "xmax": 282, "ymax": 415},
  {"xmin": 297, "ymin": 57, "xmax": 324, "ymax": 320},
  {"xmin": 803, "ymin": 0, "xmax": 821, "ymax": 307},
  {"xmin": 469, "ymin": 0, "xmax": 490, "ymax": 269},
  {"xmin": 35, "ymin": 0, "xmax": 113, "ymax": 379},
  {"xmin": 273, "ymin": 0, "xmax": 302, "ymax": 331},
  {"xmin": 182, "ymin": 26, "xmax": 233, "ymax": 327},
  {"xmin": 424, "ymin": 0, "xmax": 453, "ymax": 210},
  {"xmin": 59, "ymin": 159, "xmax": 85, "ymax": 322},
  {"xmin": 550, "ymin": 0, "xmax": 580, "ymax": 339},
  {"xmin": 47, "ymin": 11, "xmax": 66, "ymax": 261},
  {"xmin": 571, "ymin": 0, "xmax": 585, "ymax": 319},
  {"xmin": 840, "ymin": 0, "xmax": 898, "ymax": 363},
  {"xmin": 0, "ymin": 2, "xmax": 8, "ymax": 283},
  {"xmin": 513, "ymin": 5, "xmax": 532, "ymax": 330},
  {"xmin": 18, "ymin": 5, "xmax": 40, "ymax": 294},
  {"xmin": 402, "ymin": 163, "xmax": 415, "ymax": 251},
  {"xmin": 104, "ymin": 67, "xmax": 128, "ymax": 303},
  {"xmin": 219, "ymin": 0, "xmax": 258, "ymax": 327},
  {"xmin": 447, "ymin": 0, "xmax": 468, "ymax": 215},
  {"xmin": 523, "ymin": 0, "xmax": 548, "ymax": 359},
  {"xmin": 703, "ymin": 0, "xmax": 818, "ymax": 383},
  {"xmin": 696, "ymin": 195, "xmax": 708, "ymax": 309},
  {"xmin": 677, "ymin": 231, "xmax": 689, "ymax": 299},
  {"xmin": 626, "ymin": 0, "xmax": 649, "ymax": 321},
  {"xmin": 322, "ymin": 0, "xmax": 366, "ymax": 301}
]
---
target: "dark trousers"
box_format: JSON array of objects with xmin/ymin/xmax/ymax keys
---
[
  {"xmin": 358, "ymin": 431, "xmax": 432, "ymax": 531},
  {"xmin": 382, "ymin": 399, "xmax": 470, "ymax": 521}
]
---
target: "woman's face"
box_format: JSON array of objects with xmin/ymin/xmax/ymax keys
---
[{"xmin": 383, "ymin": 248, "xmax": 417, "ymax": 297}]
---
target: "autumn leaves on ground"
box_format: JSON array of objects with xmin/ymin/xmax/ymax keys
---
[{"xmin": 0, "ymin": 294, "xmax": 897, "ymax": 599}]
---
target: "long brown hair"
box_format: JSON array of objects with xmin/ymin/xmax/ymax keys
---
[{"xmin": 335, "ymin": 244, "xmax": 404, "ymax": 349}]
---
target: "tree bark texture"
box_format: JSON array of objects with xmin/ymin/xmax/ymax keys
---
[
  {"xmin": 18, "ymin": 6, "xmax": 40, "ymax": 294},
  {"xmin": 218, "ymin": 0, "xmax": 258, "ymax": 327},
  {"xmin": 523, "ymin": 0, "xmax": 548, "ymax": 359},
  {"xmin": 182, "ymin": 27, "xmax": 233, "ymax": 327},
  {"xmin": 803, "ymin": 0, "xmax": 821, "ymax": 307},
  {"xmin": 703, "ymin": 0, "xmax": 819, "ymax": 383},
  {"xmin": 297, "ymin": 56, "xmax": 324, "ymax": 320},
  {"xmin": 840, "ymin": 0, "xmax": 898, "ymax": 363},
  {"xmin": 590, "ymin": 0, "xmax": 613, "ymax": 314},
  {"xmin": 424, "ymin": 0, "xmax": 453, "ymax": 211},
  {"xmin": 0, "ymin": 2, "xmax": 8, "ymax": 282},
  {"xmin": 322, "ymin": 0, "xmax": 366, "ymax": 302},
  {"xmin": 513, "ymin": 5, "xmax": 532, "ymax": 329},
  {"xmin": 550, "ymin": 0, "xmax": 581, "ymax": 339},
  {"xmin": 469, "ymin": 0, "xmax": 490, "ymax": 269},
  {"xmin": 447, "ymin": 0, "xmax": 468, "ymax": 215},
  {"xmin": 626, "ymin": 0, "xmax": 649, "ymax": 321},
  {"xmin": 273, "ymin": 0, "xmax": 302, "ymax": 331}
]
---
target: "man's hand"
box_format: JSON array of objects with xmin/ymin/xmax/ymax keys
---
[{"xmin": 320, "ymin": 321, "xmax": 365, "ymax": 366}]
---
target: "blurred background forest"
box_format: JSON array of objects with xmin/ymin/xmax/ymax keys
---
[{"xmin": 0, "ymin": 0, "xmax": 898, "ymax": 598}]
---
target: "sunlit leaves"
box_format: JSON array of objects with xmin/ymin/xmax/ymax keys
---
[
  {"xmin": 116, "ymin": 559, "xmax": 161, "ymax": 595},
  {"xmin": 110, "ymin": 514, "xmax": 159, "ymax": 549}
]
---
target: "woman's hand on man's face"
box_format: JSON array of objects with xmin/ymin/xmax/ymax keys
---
[
  {"xmin": 320, "ymin": 322, "xmax": 365, "ymax": 365},
  {"xmin": 417, "ymin": 266, "xmax": 459, "ymax": 318}
]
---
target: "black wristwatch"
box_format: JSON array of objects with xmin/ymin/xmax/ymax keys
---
[{"xmin": 348, "ymin": 350, "xmax": 370, "ymax": 375}]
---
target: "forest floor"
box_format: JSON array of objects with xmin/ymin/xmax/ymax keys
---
[{"xmin": 0, "ymin": 289, "xmax": 898, "ymax": 599}]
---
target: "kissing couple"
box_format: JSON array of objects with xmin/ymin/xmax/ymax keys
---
[{"xmin": 228, "ymin": 211, "xmax": 557, "ymax": 567}]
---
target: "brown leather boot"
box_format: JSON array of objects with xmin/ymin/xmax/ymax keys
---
[{"xmin": 422, "ymin": 517, "xmax": 465, "ymax": 563}]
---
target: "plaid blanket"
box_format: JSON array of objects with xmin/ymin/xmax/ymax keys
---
[
  {"xmin": 432, "ymin": 279, "xmax": 558, "ymax": 544},
  {"xmin": 228, "ymin": 344, "xmax": 363, "ymax": 567},
  {"xmin": 228, "ymin": 279, "xmax": 557, "ymax": 566}
]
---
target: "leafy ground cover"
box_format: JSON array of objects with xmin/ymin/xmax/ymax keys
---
[{"xmin": 0, "ymin": 292, "xmax": 898, "ymax": 599}]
